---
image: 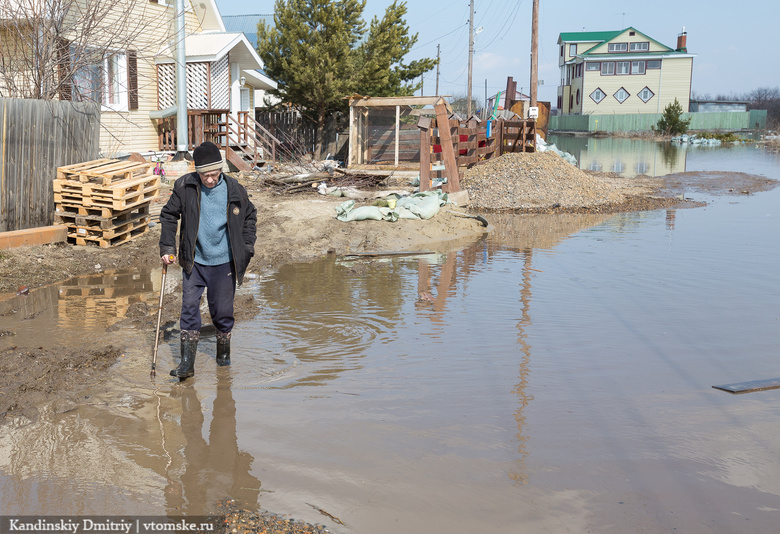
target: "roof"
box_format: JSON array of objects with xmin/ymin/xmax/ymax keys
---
[
  {"xmin": 192, "ymin": 0, "xmax": 225, "ymax": 33},
  {"xmin": 156, "ymin": 32, "xmax": 262, "ymax": 68},
  {"xmin": 222, "ymin": 14, "xmax": 273, "ymax": 49},
  {"xmin": 558, "ymin": 27, "xmax": 694, "ymax": 59},
  {"xmin": 558, "ymin": 30, "xmax": 623, "ymax": 44}
]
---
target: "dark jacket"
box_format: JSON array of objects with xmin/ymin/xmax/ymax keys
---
[{"xmin": 159, "ymin": 172, "xmax": 257, "ymax": 286}]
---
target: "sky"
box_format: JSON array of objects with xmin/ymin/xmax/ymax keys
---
[{"xmin": 215, "ymin": 0, "xmax": 780, "ymax": 106}]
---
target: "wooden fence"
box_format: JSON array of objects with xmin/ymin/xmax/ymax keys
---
[
  {"xmin": 419, "ymin": 108, "xmax": 536, "ymax": 192},
  {"xmin": 0, "ymin": 98, "xmax": 100, "ymax": 232},
  {"xmin": 255, "ymin": 109, "xmax": 348, "ymax": 160}
]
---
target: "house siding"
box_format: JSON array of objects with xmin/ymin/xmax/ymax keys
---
[{"xmin": 97, "ymin": 1, "xmax": 203, "ymax": 155}]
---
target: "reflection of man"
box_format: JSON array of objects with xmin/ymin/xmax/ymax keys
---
[{"xmin": 165, "ymin": 374, "xmax": 261, "ymax": 515}]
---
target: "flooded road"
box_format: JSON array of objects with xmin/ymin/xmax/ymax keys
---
[{"xmin": 1, "ymin": 142, "xmax": 779, "ymax": 532}]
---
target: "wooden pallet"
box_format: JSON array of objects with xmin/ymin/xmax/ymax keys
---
[
  {"xmin": 57, "ymin": 158, "xmax": 152, "ymax": 185},
  {"xmin": 67, "ymin": 218, "xmax": 149, "ymax": 248},
  {"xmin": 55, "ymin": 174, "xmax": 160, "ymax": 210},
  {"xmin": 56, "ymin": 202, "xmax": 150, "ymax": 229}
]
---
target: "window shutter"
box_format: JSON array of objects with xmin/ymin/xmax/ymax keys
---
[
  {"xmin": 57, "ymin": 38, "xmax": 72, "ymax": 101},
  {"xmin": 128, "ymin": 50, "xmax": 138, "ymax": 110}
]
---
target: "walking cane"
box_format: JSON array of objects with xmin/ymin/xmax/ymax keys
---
[{"xmin": 151, "ymin": 257, "xmax": 173, "ymax": 378}]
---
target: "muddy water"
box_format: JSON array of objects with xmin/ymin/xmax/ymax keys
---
[{"xmin": 2, "ymin": 145, "xmax": 780, "ymax": 533}]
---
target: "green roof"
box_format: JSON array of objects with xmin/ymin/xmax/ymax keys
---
[
  {"xmin": 558, "ymin": 27, "xmax": 676, "ymax": 55},
  {"xmin": 558, "ymin": 30, "xmax": 623, "ymax": 43}
]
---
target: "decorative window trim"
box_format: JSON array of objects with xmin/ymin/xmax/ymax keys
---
[
  {"xmin": 638, "ymin": 87, "xmax": 654, "ymax": 103},
  {"xmin": 613, "ymin": 87, "xmax": 630, "ymax": 103},
  {"xmin": 590, "ymin": 88, "xmax": 606, "ymax": 104},
  {"xmin": 608, "ymin": 42, "xmax": 628, "ymax": 52},
  {"xmin": 630, "ymin": 42, "xmax": 649, "ymax": 52},
  {"xmin": 601, "ymin": 62, "xmax": 615, "ymax": 75}
]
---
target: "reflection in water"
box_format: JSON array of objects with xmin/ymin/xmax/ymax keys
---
[
  {"xmin": 510, "ymin": 249, "xmax": 533, "ymax": 485},
  {"xmin": 549, "ymin": 135, "xmax": 687, "ymax": 177},
  {"xmin": 165, "ymin": 374, "xmax": 261, "ymax": 514},
  {"xmin": 0, "ymin": 268, "xmax": 166, "ymax": 350}
]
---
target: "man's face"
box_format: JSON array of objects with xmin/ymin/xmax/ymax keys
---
[{"xmin": 199, "ymin": 170, "xmax": 221, "ymax": 189}]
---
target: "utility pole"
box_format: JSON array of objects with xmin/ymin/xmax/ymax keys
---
[
  {"xmin": 467, "ymin": 0, "xmax": 474, "ymax": 117},
  {"xmin": 174, "ymin": 0, "xmax": 189, "ymax": 159},
  {"xmin": 436, "ymin": 44, "xmax": 440, "ymax": 96},
  {"xmin": 530, "ymin": 0, "xmax": 539, "ymax": 108}
]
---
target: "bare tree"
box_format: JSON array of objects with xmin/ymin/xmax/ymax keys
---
[{"xmin": 0, "ymin": 0, "xmax": 161, "ymax": 106}]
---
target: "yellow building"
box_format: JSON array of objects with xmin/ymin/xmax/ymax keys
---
[
  {"xmin": 557, "ymin": 27, "xmax": 694, "ymax": 116},
  {"xmin": 0, "ymin": 0, "xmax": 276, "ymax": 155}
]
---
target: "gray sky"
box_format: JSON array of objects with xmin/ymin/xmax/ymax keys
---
[{"xmin": 215, "ymin": 0, "xmax": 780, "ymax": 105}]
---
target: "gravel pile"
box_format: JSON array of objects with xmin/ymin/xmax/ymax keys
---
[{"xmin": 461, "ymin": 151, "xmax": 631, "ymax": 211}]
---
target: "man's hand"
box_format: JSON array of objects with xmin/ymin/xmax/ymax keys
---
[{"xmin": 162, "ymin": 254, "xmax": 176, "ymax": 265}]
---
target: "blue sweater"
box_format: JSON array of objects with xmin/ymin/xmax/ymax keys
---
[{"xmin": 195, "ymin": 176, "xmax": 232, "ymax": 265}]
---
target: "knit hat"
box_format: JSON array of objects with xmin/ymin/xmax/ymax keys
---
[{"xmin": 193, "ymin": 141, "xmax": 223, "ymax": 173}]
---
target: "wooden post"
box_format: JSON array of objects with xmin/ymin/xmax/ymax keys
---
[
  {"xmin": 395, "ymin": 105, "xmax": 400, "ymax": 167},
  {"xmin": 434, "ymin": 98, "xmax": 459, "ymax": 193},
  {"xmin": 418, "ymin": 116, "xmax": 432, "ymax": 192}
]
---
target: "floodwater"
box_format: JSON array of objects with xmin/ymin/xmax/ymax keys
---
[{"xmin": 1, "ymin": 141, "xmax": 780, "ymax": 533}]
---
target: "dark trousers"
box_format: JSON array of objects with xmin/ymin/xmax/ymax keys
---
[{"xmin": 181, "ymin": 262, "xmax": 235, "ymax": 333}]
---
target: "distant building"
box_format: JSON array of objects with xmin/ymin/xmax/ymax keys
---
[
  {"xmin": 557, "ymin": 27, "xmax": 695, "ymax": 116},
  {"xmin": 690, "ymin": 100, "xmax": 749, "ymax": 113}
]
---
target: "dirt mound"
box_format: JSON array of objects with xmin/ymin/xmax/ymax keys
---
[
  {"xmin": 462, "ymin": 151, "xmax": 657, "ymax": 210},
  {"xmin": 0, "ymin": 345, "xmax": 122, "ymax": 425}
]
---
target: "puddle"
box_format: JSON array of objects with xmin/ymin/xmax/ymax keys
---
[{"xmin": 2, "ymin": 143, "xmax": 780, "ymax": 532}]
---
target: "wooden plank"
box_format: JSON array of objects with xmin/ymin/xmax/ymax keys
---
[
  {"xmin": 713, "ymin": 377, "xmax": 780, "ymax": 394},
  {"xmin": 434, "ymin": 98, "xmax": 460, "ymax": 193},
  {"xmin": 350, "ymin": 96, "xmax": 445, "ymax": 108},
  {"xmin": 0, "ymin": 225, "xmax": 68, "ymax": 249}
]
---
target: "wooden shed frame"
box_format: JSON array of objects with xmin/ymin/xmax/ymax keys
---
[{"xmin": 347, "ymin": 96, "xmax": 450, "ymax": 168}]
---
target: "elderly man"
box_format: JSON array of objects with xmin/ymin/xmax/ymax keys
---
[{"xmin": 159, "ymin": 141, "xmax": 257, "ymax": 379}]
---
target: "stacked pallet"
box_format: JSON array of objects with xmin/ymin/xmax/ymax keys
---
[{"xmin": 54, "ymin": 159, "xmax": 160, "ymax": 248}]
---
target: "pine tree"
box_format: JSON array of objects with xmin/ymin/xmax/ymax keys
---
[
  {"xmin": 257, "ymin": 0, "xmax": 366, "ymax": 158},
  {"xmin": 656, "ymin": 98, "xmax": 692, "ymax": 136},
  {"xmin": 257, "ymin": 0, "xmax": 435, "ymax": 158},
  {"xmin": 356, "ymin": 1, "xmax": 437, "ymax": 97}
]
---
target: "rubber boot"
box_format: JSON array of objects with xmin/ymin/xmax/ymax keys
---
[
  {"xmin": 171, "ymin": 329, "xmax": 199, "ymax": 379},
  {"xmin": 216, "ymin": 331, "xmax": 231, "ymax": 366}
]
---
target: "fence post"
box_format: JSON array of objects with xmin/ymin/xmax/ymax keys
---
[
  {"xmin": 418, "ymin": 116, "xmax": 432, "ymax": 192},
  {"xmin": 434, "ymin": 98, "xmax": 459, "ymax": 193}
]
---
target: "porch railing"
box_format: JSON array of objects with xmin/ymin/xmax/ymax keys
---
[{"xmin": 157, "ymin": 110, "xmax": 280, "ymax": 165}]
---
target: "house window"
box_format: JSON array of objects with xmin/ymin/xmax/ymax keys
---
[
  {"xmin": 613, "ymin": 87, "xmax": 630, "ymax": 103},
  {"xmin": 616, "ymin": 61, "xmax": 630, "ymax": 75},
  {"xmin": 72, "ymin": 50, "xmax": 130, "ymax": 111},
  {"xmin": 608, "ymin": 42, "xmax": 628, "ymax": 52},
  {"xmin": 630, "ymin": 42, "xmax": 649, "ymax": 52},
  {"xmin": 560, "ymin": 45, "xmax": 564, "ymax": 57},
  {"xmin": 631, "ymin": 61, "xmax": 645, "ymax": 74},
  {"xmin": 590, "ymin": 88, "xmax": 606, "ymax": 104},
  {"xmin": 647, "ymin": 60, "xmax": 661, "ymax": 69},
  {"xmin": 601, "ymin": 62, "xmax": 615, "ymax": 75},
  {"xmin": 638, "ymin": 87, "xmax": 654, "ymax": 102},
  {"xmin": 569, "ymin": 44, "xmax": 577, "ymax": 56},
  {"xmin": 575, "ymin": 63, "xmax": 583, "ymax": 77},
  {"xmin": 576, "ymin": 89, "xmax": 580, "ymax": 105},
  {"xmin": 586, "ymin": 62, "xmax": 600, "ymax": 71}
]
